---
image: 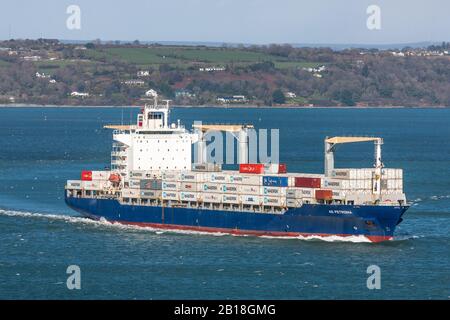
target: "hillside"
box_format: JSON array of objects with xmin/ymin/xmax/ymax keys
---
[{"xmin": 0, "ymin": 39, "xmax": 449, "ymax": 107}]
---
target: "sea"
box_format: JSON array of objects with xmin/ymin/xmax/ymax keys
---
[{"xmin": 0, "ymin": 106, "xmax": 449, "ymax": 299}]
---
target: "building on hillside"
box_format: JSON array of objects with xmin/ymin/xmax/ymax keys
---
[{"xmin": 70, "ymin": 91, "xmax": 90, "ymax": 97}]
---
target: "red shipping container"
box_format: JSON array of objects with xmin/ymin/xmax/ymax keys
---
[
  {"xmin": 294, "ymin": 177, "xmax": 321, "ymax": 188},
  {"xmin": 81, "ymin": 170, "xmax": 92, "ymax": 181},
  {"xmin": 315, "ymin": 189, "xmax": 333, "ymax": 200},
  {"xmin": 239, "ymin": 164, "xmax": 264, "ymax": 174},
  {"xmin": 278, "ymin": 164, "xmax": 287, "ymax": 174}
]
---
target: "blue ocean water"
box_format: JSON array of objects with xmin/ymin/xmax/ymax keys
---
[{"xmin": 0, "ymin": 106, "xmax": 449, "ymax": 300}]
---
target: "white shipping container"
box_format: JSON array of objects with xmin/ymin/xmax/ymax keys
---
[
  {"xmin": 162, "ymin": 171, "xmax": 180, "ymax": 181},
  {"xmin": 263, "ymin": 196, "xmax": 285, "ymax": 207},
  {"xmin": 396, "ymin": 169, "xmax": 403, "ymax": 179},
  {"xmin": 209, "ymin": 173, "xmax": 228, "ymax": 183},
  {"xmin": 180, "ymin": 182, "xmax": 197, "ymax": 192},
  {"xmin": 91, "ymin": 171, "xmax": 110, "ymax": 180},
  {"xmin": 286, "ymin": 198, "xmax": 302, "ymax": 207},
  {"xmin": 162, "ymin": 181, "xmax": 180, "ymax": 191},
  {"xmin": 261, "ymin": 186, "xmax": 286, "ymax": 197},
  {"xmin": 122, "ymin": 188, "xmax": 140, "ymax": 198},
  {"xmin": 82, "ymin": 180, "xmax": 105, "ymax": 190},
  {"xmin": 180, "ymin": 192, "xmax": 198, "ymax": 201},
  {"xmin": 162, "ymin": 191, "xmax": 179, "ymax": 200},
  {"xmin": 67, "ymin": 180, "xmax": 82, "ymax": 189},
  {"xmin": 240, "ymin": 175, "xmax": 262, "ymax": 186},
  {"xmin": 221, "ymin": 184, "xmax": 240, "ymax": 194},
  {"xmin": 202, "ymin": 183, "xmax": 221, "ymax": 193},
  {"xmin": 222, "ymin": 194, "xmax": 240, "ymax": 204},
  {"xmin": 129, "ymin": 179, "xmax": 141, "ymax": 189},
  {"xmin": 241, "ymin": 195, "xmax": 261, "ymax": 205},
  {"xmin": 323, "ymin": 178, "xmax": 350, "ymax": 189},
  {"xmin": 240, "ymin": 185, "xmax": 260, "ymax": 195},
  {"xmin": 140, "ymin": 190, "xmax": 162, "ymax": 198},
  {"xmin": 180, "ymin": 172, "xmax": 205, "ymax": 182},
  {"xmin": 286, "ymin": 188, "xmax": 314, "ymax": 198},
  {"xmin": 227, "ymin": 174, "xmax": 244, "ymax": 183},
  {"xmin": 202, "ymin": 192, "xmax": 222, "ymax": 203},
  {"xmin": 332, "ymin": 190, "xmax": 346, "ymax": 199}
]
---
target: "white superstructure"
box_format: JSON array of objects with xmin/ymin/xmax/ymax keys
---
[{"xmin": 105, "ymin": 94, "xmax": 197, "ymax": 180}]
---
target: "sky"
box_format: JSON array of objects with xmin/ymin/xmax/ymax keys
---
[{"xmin": 0, "ymin": 0, "xmax": 448, "ymax": 45}]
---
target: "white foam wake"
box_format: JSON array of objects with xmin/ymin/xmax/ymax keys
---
[
  {"xmin": 0, "ymin": 208, "xmax": 228, "ymax": 237},
  {"xmin": 259, "ymin": 234, "xmax": 372, "ymax": 243}
]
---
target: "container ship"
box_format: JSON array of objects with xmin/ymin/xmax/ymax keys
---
[{"xmin": 65, "ymin": 94, "xmax": 408, "ymax": 243}]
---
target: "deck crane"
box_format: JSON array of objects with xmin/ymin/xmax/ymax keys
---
[{"xmin": 324, "ymin": 136, "xmax": 384, "ymax": 199}]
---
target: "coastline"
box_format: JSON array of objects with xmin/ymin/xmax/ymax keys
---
[{"xmin": 1, "ymin": 103, "xmax": 449, "ymax": 109}]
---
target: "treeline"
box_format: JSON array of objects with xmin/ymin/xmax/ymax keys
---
[{"xmin": 0, "ymin": 40, "xmax": 449, "ymax": 107}]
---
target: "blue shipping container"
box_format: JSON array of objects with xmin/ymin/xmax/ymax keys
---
[{"xmin": 262, "ymin": 176, "xmax": 288, "ymax": 187}]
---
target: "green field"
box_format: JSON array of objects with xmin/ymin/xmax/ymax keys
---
[
  {"xmin": 274, "ymin": 61, "xmax": 323, "ymax": 69},
  {"xmin": 86, "ymin": 46, "xmax": 301, "ymax": 68},
  {"xmin": 34, "ymin": 59, "xmax": 94, "ymax": 74}
]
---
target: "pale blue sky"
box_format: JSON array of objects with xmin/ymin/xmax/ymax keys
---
[{"xmin": 0, "ymin": 0, "xmax": 448, "ymax": 44}]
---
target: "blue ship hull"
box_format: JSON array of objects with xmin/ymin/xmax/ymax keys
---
[{"xmin": 65, "ymin": 195, "xmax": 408, "ymax": 242}]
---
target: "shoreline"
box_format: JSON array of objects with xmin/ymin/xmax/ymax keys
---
[{"xmin": 1, "ymin": 103, "xmax": 449, "ymax": 109}]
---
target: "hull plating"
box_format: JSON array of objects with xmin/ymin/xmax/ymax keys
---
[{"xmin": 65, "ymin": 195, "xmax": 408, "ymax": 242}]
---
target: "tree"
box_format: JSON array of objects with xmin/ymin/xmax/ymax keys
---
[{"xmin": 272, "ymin": 89, "xmax": 286, "ymax": 104}]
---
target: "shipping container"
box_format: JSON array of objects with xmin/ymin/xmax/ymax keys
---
[
  {"xmin": 122, "ymin": 188, "xmax": 141, "ymax": 198},
  {"xmin": 222, "ymin": 194, "xmax": 240, "ymax": 204},
  {"xmin": 67, "ymin": 180, "xmax": 82, "ymax": 189},
  {"xmin": 240, "ymin": 175, "xmax": 262, "ymax": 186},
  {"xmin": 241, "ymin": 195, "xmax": 261, "ymax": 205},
  {"xmin": 180, "ymin": 182, "xmax": 197, "ymax": 192},
  {"xmin": 240, "ymin": 185, "xmax": 260, "ymax": 195},
  {"xmin": 162, "ymin": 191, "xmax": 179, "ymax": 201},
  {"xmin": 332, "ymin": 190, "xmax": 346, "ymax": 200},
  {"xmin": 322, "ymin": 178, "xmax": 350, "ymax": 189},
  {"xmin": 162, "ymin": 171, "xmax": 180, "ymax": 181},
  {"xmin": 201, "ymin": 193, "xmax": 222, "ymax": 203},
  {"xmin": 140, "ymin": 190, "xmax": 162, "ymax": 199},
  {"xmin": 286, "ymin": 188, "xmax": 314, "ymax": 199},
  {"xmin": 264, "ymin": 163, "xmax": 287, "ymax": 174},
  {"xmin": 221, "ymin": 184, "xmax": 240, "ymax": 193},
  {"xmin": 315, "ymin": 189, "xmax": 333, "ymax": 200},
  {"xmin": 294, "ymin": 177, "xmax": 321, "ymax": 188},
  {"xmin": 129, "ymin": 179, "xmax": 141, "ymax": 189},
  {"xmin": 91, "ymin": 171, "xmax": 110, "ymax": 180},
  {"xmin": 180, "ymin": 192, "xmax": 198, "ymax": 201},
  {"xmin": 261, "ymin": 186, "xmax": 286, "ymax": 196},
  {"xmin": 228, "ymin": 174, "xmax": 244, "ymax": 183},
  {"xmin": 140, "ymin": 179, "xmax": 162, "ymax": 190},
  {"xmin": 180, "ymin": 172, "xmax": 204, "ymax": 182},
  {"xmin": 82, "ymin": 180, "xmax": 105, "ymax": 190},
  {"xmin": 209, "ymin": 173, "xmax": 228, "ymax": 183},
  {"xmin": 239, "ymin": 163, "xmax": 264, "ymax": 174},
  {"xmin": 286, "ymin": 198, "xmax": 302, "ymax": 207},
  {"xmin": 263, "ymin": 176, "xmax": 289, "ymax": 187},
  {"xmin": 81, "ymin": 170, "xmax": 92, "ymax": 181},
  {"xmin": 192, "ymin": 163, "xmax": 222, "ymax": 172},
  {"xmin": 263, "ymin": 196, "xmax": 285, "ymax": 207},
  {"xmin": 162, "ymin": 181, "xmax": 180, "ymax": 191},
  {"xmin": 202, "ymin": 183, "xmax": 221, "ymax": 193}
]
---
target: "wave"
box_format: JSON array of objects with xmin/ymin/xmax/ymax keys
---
[{"xmin": 259, "ymin": 234, "xmax": 372, "ymax": 243}]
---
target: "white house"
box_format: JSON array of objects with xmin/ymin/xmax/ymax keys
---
[
  {"xmin": 71, "ymin": 91, "xmax": 90, "ymax": 97},
  {"xmin": 145, "ymin": 89, "xmax": 158, "ymax": 97}
]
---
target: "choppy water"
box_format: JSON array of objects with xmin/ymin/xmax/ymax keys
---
[{"xmin": 0, "ymin": 107, "xmax": 449, "ymax": 299}]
